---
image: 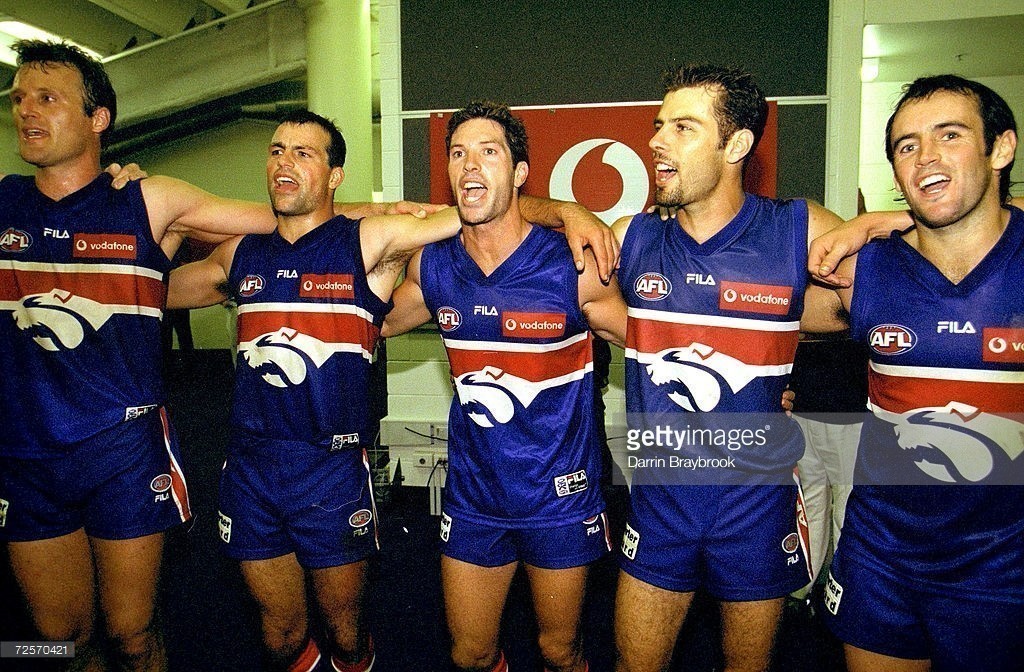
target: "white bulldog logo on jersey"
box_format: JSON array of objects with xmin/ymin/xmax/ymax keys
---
[
  {"xmin": 892, "ymin": 402, "xmax": 1023, "ymax": 483},
  {"xmin": 645, "ymin": 343, "xmax": 772, "ymax": 412},
  {"xmin": 239, "ymin": 327, "xmax": 335, "ymax": 387},
  {"xmin": 454, "ymin": 365, "xmax": 547, "ymax": 427},
  {"xmin": 13, "ymin": 290, "xmax": 116, "ymax": 350}
]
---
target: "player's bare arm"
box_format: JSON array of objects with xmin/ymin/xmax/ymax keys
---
[
  {"xmin": 380, "ymin": 249, "xmax": 432, "ymax": 339},
  {"xmin": 166, "ymin": 236, "xmax": 242, "ymax": 310},
  {"xmin": 809, "ymin": 209, "xmax": 914, "ymax": 285},
  {"xmin": 801, "ymin": 202, "xmax": 852, "ymax": 334},
  {"xmin": 577, "ymin": 249, "xmax": 627, "ymax": 347},
  {"xmin": 359, "ymin": 207, "xmax": 461, "ymax": 301},
  {"xmin": 520, "ymin": 196, "xmax": 620, "ymax": 281}
]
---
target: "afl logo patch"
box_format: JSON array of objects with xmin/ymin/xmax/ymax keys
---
[
  {"xmin": 634, "ymin": 272, "xmax": 672, "ymax": 301},
  {"xmin": 868, "ymin": 324, "xmax": 917, "ymax": 355},
  {"xmin": 238, "ymin": 274, "xmax": 265, "ymax": 297},
  {"xmin": 781, "ymin": 532, "xmax": 800, "ymax": 554},
  {"xmin": 349, "ymin": 509, "xmax": 372, "ymax": 528},
  {"xmin": 0, "ymin": 227, "xmax": 32, "ymax": 252},
  {"xmin": 437, "ymin": 306, "xmax": 462, "ymax": 332},
  {"xmin": 150, "ymin": 474, "xmax": 172, "ymax": 493}
]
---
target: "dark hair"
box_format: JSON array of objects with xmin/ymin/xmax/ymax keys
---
[
  {"xmin": 885, "ymin": 75, "xmax": 1017, "ymax": 204},
  {"xmin": 664, "ymin": 63, "xmax": 768, "ymax": 163},
  {"xmin": 278, "ymin": 110, "xmax": 347, "ymax": 168},
  {"xmin": 14, "ymin": 39, "xmax": 117, "ymax": 146},
  {"xmin": 445, "ymin": 101, "xmax": 529, "ymax": 167}
]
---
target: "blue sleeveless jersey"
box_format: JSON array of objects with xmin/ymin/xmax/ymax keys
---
[
  {"xmin": 843, "ymin": 206, "xmax": 1024, "ymax": 591},
  {"xmin": 619, "ymin": 195, "xmax": 808, "ymax": 475},
  {"xmin": 419, "ymin": 226, "xmax": 603, "ymax": 527},
  {"xmin": 0, "ymin": 174, "xmax": 169, "ymax": 457},
  {"xmin": 227, "ymin": 216, "xmax": 390, "ymax": 451}
]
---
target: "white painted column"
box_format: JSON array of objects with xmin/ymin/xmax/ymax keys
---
[
  {"xmin": 825, "ymin": 0, "xmax": 865, "ymax": 219},
  {"xmin": 302, "ymin": 0, "xmax": 374, "ymax": 201}
]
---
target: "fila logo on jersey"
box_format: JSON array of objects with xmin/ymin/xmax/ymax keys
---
[
  {"xmin": 300, "ymin": 273, "xmax": 354, "ymax": 299},
  {"xmin": 634, "ymin": 272, "xmax": 672, "ymax": 300},
  {"xmin": 554, "ymin": 469, "xmax": 589, "ymax": 497},
  {"xmin": 869, "ymin": 324, "xmax": 917, "ymax": 355},
  {"xmin": 0, "ymin": 227, "xmax": 32, "ymax": 252},
  {"xmin": 73, "ymin": 233, "xmax": 136, "ymax": 259},
  {"xmin": 437, "ymin": 306, "xmax": 462, "ymax": 332},
  {"xmin": 937, "ymin": 321, "xmax": 975, "ymax": 334},
  {"xmin": 44, "ymin": 228, "xmax": 69, "ymax": 239},
  {"xmin": 983, "ymin": 327, "xmax": 1024, "ymax": 363},
  {"xmin": 685, "ymin": 273, "xmax": 715, "ymax": 286},
  {"xmin": 276, "ymin": 269, "xmax": 297, "ymax": 278},
  {"xmin": 473, "ymin": 305, "xmax": 497, "ymax": 316},
  {"xmin": 719, "ymin": 281, "xmax": 792, "ymax": 316},
  {"xmin": 238, "ymin": 274, "xmax": 265, "ymax": 297}
]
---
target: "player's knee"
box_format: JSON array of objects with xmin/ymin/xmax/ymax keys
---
[
  {"xmin": 537, "ymin": 631, "xmax": 581, "ymax": 672},
  {"xmin": 450, "ymin": 639, "xmax": 500, "ymax": 671},
  {"xmin": 107, "ymin": 621, "xmax": 162, "ymax": 668},
  {"xmin": 263, "ymin": 622, "xmax": 309, "ymax": 664}
]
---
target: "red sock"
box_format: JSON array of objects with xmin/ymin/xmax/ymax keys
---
[
  {"xmin": 286, "ymin": 638, "xmax": 321, "ymax": 672},
  {"xmin": 331, "ymin": 636, "xmax": 375, "ymax": 672}
]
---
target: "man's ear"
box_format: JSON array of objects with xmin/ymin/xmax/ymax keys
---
[
  {"xmin": 514, "ymin": 161, "xmax": 529, "ymax": 189},
  {"xmin": 90, "ymin": 107, "xmax": 111, "ymax": 136},
  {"xmin": 329, "ymin": 166, "xmax": 345, "ymax": 190}
]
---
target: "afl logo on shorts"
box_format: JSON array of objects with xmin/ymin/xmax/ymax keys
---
[
  {"xmin": 781, "ymin": 532, "xmax": 800, "ymax": 554},
  {"xmin": 868, "ymin": 324, "xmax": 917, "ymax": 356},
  {"xmin": 238, "ymin": 274, "xmax": 265, "ymax": 297},
  {"xmin": 437, "ymin": 306, "xmax": 462, "ymax": 332},
  {"xmin": 150, "ymin": 474, "xmax": 172, "ymax": 493},
  {"xmin": 349, "ymin": 509, "xmax": 372, "ymax": 528},
  {"xmin": 0, "ymin": 227, "xmax": 32, "ymax": 252},
  {"xmin": 634, "ymin": 272, "xmax": 672, "ymax": 301}
]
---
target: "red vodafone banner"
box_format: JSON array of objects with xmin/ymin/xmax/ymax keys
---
[{"xmin": 429, "ymin": 102, "xmax": 777, "ymax": 224}]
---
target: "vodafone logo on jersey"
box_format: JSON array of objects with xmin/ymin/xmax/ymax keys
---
[
  {"xmin": 718, "ymin": 280, "xmax": 792, "ymax": 316},
  {"xmin": 437, "ymin": 306, "xmax": 462, "ymax": 332},
  {"xmin": 501, "ymin": 311, "xmax": 566, "ymax": 338},
  {"xmin": 634, "ymin": 272, "xmax": 672, "ymax": 301},
  {"xmin": 73, "ymin": 233, "xmax": 137, "ymax": 259},
  {"xmin": 299, "ymin": 273, "xmax": 354, "ymax": 299},
  {"xmin": 982, "ymin": 327, "xmax": 1024, "ymax": 363},
  {"xmin": 429, "ymin": 104, "xmax": 779, "ymax": 217},
  {"xmin": 868, "ymin": 324, "xmax": 917, "ymax": 355}
]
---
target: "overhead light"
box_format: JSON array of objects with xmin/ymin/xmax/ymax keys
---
[
  {"xmin": 861, "ymin": 57, "xmax": 880, "ymax": 82},
  {"xmin": 0, "ymin": 21, "xmax": 104, "ymax": 67}
]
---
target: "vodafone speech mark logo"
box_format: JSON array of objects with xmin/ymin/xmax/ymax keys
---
[
  {"xmin": 73, "ymin": 233, "xmax": 137, "ymax": 259},
  {"xmin": 299, "ymin": 273, "xmax": 354, "ymax": 299},
  {"xmin": 501, "ymin": 311, "xmax": 566, "ymax": 338},
  {"xmin": 719, "ymin": 281, "xmax": 792, "ymax": 316},
  {"xmin": 868, "ymin": 324, "xmax": 917, "ymax": 356},
  {"xmin": 983, "ymin": 327, "xmax": 1024, "ymax": 363},
  {"xmin": 549, "ymin": 139, "xmax": 650, "ymax": 224},
  {"xmin": 437, "ymin": 306, "xmax": 462, "ymax": 332}
]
